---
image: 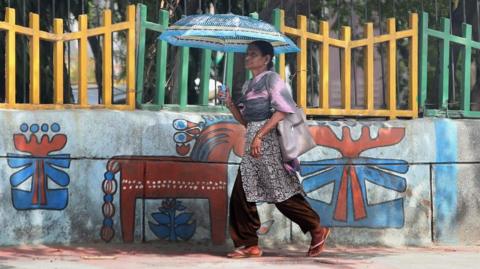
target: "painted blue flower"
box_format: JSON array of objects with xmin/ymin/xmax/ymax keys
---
[{"xmin": 148, "ymin": 199, "xmax": 196, "ymax": 241}]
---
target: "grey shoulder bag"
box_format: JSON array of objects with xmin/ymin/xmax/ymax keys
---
[
  {"xmin": 263, "ymin": 74, "xmax": 316, "ymax": 161},
  {"xmin": 276, "ymin": 107, "xmax": 316, "ymax": 161}
]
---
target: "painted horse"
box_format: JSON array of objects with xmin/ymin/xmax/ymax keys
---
[{"xmin": 102, "ymin": 116, "xmax": 245, "ymax": 244}]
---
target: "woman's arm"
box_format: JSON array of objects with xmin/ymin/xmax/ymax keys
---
[
  {"xmin": 250, "ymin": 111, "xmax": 287, "ymax": 158},
  {"xmin": 222, "ymin": 89, "xmax": 246, "ymax": 126},
  {"xmin": 226, "ymin": 100, "xmax": 246, "ymax": 126}
]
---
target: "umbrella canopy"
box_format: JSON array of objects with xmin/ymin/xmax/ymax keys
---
[{"xmin": 159, "ymin": 13, "xmax": 299, "ymax": 54}]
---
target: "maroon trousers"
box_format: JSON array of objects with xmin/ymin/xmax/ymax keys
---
[{"xmin": 229, "ymin": 170, "xmax": 321, "ymax": 248}]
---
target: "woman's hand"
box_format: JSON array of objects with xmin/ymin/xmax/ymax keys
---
[
  {"xmin": 218, "ymin": 86, "xmax": 234, "ymax": 109},
  {"xmin": 250, "ymin": 135, "xmax": 263, "ymax": 158}
]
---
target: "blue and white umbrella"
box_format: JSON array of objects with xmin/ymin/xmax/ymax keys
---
[{"xmin": 159, "ymin": 13, "xmax": 299, "ymax": 54}]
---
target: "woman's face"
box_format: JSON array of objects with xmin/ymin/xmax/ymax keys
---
[{"xmin": 245, "ymin": 45, "xmax": 270, "ymax": 71}]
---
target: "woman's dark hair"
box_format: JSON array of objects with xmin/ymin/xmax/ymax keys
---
[{"xmin": 249, "ymin": 40, "xmax": 274, "ymax": 70}]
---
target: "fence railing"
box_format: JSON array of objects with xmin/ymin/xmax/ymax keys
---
[
  {"xmin": 136, "ymin": 4, "xmax": 236, "ymax": 111},
  {"xmin": 274, "ymin": 9, "xmax": 419, "ymax": 119},
  {"xmin": 7, "ymin": 3, "xmax": 480, "ymax": 119},
  {"xmin": 419, "ymin": 12, "xmax": 480, "ymax": 118},
  {"xmin": 0, "ymin": 5, "xmax": 136, "ymax": 110}
]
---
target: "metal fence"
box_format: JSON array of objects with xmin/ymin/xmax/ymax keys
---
[
  {"xmin": 274, "ymin": 9, "xmax": 419, "ymax": 119},
  {"xmin": 0, "ymin": 2, "xmax": 136, "ymax": 109},
  {"xmin": 419, "ymin": 12, "xmax": 480, "ymax": 117}
]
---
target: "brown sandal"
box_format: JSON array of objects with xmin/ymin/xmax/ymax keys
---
[
  {"xmin": 307, "ymin": 227, "xmax": 330, "ymax": 257},
  {"xmin": 227, "ymin": 246, "xmax": 263, "ymax": 259}
]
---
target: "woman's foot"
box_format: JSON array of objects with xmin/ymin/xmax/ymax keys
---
[
  {"xmin": 227, "ymin": 245, "xmax": 263, "ymax": 259},
  {"xmin": 307, "ymin": 227, "xmax": 330, "ymax": 257}
]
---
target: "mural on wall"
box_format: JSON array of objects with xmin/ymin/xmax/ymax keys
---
[
  {"xmin": 7, "ymin": 123, "xmax": 71, "ymax": 210},
  {"xmin": 148, "ymin": 198, "xmax": 196, "ymax": 241},
  {"xmin": 101, "ymin": 115, "xmax": 245, "ymax": 244},
  {"xmin": 302, "ymin": 125, "xmax": 408, "ymax": 228}
]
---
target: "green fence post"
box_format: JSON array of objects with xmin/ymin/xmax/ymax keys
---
[
  {"xmin": 225, "ymin": 52, "xmax": 234, "ymax": 90},
  {"xmin": 460, "ymin": 23, "xmax": 473, "ymax": 114},
  {"xmin": 155, "ymin": 9, "xmax": 169, "ymax": 106},
  {"xmin": 199, "ymin": 49, "xmax": 212, "ymax": 105},
  {"xmin": 246, "ymin": 12, "xmax": 259, "ymax": 80},
  {"xmin": 272, "ymin": 9, "xmax": 281, "ymax": 75},
  {"xmin": 439, "ymin": 18, "xmax": 451, "ymax": 110},
  {"xmin": 419, "ymin": 12, "xmax": 429, "ymax": 113},
  {"xmin": 136, "ymin": 4, "xmax": 147, "ymax": 106},
  {"xmin": 178, "ymin": 46, "xmax": 190, "ymax": 109}
]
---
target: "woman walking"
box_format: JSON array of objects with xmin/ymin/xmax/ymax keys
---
[{"xmin": 222, "ymin": 40, "xmax": 330, "ymax": 258}]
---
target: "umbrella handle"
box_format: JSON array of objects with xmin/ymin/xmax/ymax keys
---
[{"xmin": 223, "ymin": 55, "xmax": 228, "ymax": 87}]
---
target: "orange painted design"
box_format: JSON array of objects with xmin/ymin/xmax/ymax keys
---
[
  {"xmin": 334, "ymin": 167, "xmax": 349, "ymax": 221},
  {"xmin": 350, "ymin": 166, "xmax": 367, "ymax": 220},
  {"xmin": 309, "ymin": 126, "xmax": 405, "ymax": 158}
]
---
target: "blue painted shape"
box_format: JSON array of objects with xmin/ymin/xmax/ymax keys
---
[
  {"xmin": 103, "ymin": 195, "xmax": 113, "ymax": 203},
  {"xmin": 20, "ymin": 123, "xmax": 28, "ymax": 132},
  {"xmin": 202, "ymin": 115, "xmax": 236, "ymax": 126},
  {"xmin": 44, "ymin": 163, "xmax": 70, "ymax": 186},
  {"xmin": 301, "ymin": 158, "xmax": 408, "ymax": 228},
  {"xmin": 9, "ymin": 163, "xmax": 34, "ymax": 187},
  {"xmin": 362, "ymin": 165, "xmax": 407, "ymax": 192},
  {"xmin": 51, "ymin": 123, "xmax": 60, "ymax": 132},
  {"xmin": 7, "ymin": 153, "xmax": 34, "ymax": 168},
  {"xmin": 175, "ymin": 222, "xmax": 196, "ymax": 240},
  {"xmin": 302, "ymin": 165, "xmax": 342, "ymax": 193},
  {"xmin": 104, "ymin": 171, "xmax": 114, "ymax": 180},
  {"xmin": 12, "ymin": 188, "xmax": 68, "ymax": 210},
  {"xmin": 175, "ymin": 212, "xmax": 193, "ymax": 224},
  {"xmin": 7, "ymin": 154, "xmax": 71, "ymax": 210},
  {"xmin": 148, "ymin": 222, "xmax": 170, "ymax": 239},
  {"xmin": 173, "ymin": 119, "xmax": 188, "ymax": 130},
  {"xmin": 103, "ymin": 218, "xmax": 113, "ymax": 227},
  {"xmin": 151, "ymin": 212, "xmax": 170, "ymax": 224},
  {"xmin": 301, "ymin": 159, "xmax": 349, "ymax": 173},
  {"xmin": 46, "ymin": 154, "xmax": 71, "ymax": 168},
  {"xmin": 434, "ymin": 119, "xmax": 458, "ymax": 243},
  {"xmin": 30, "ymin": 124, "xmax": 39, "ymax": 133},
  {"xmin": 355, "ymin": 157, "xmax": 409, "ymax": 174},
  {"xmin": 149, "ymin": 199, "xmax": 196, "ymax": 241}
]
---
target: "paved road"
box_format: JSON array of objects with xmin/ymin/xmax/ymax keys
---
[{"xmin": 0, "ymin": 243, "xmax": 479, "ymax": 269}]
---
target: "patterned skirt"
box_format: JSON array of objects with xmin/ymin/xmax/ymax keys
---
[{"xmin": 240, "ymin": 120, "xmax": 305, "ymax": 203}]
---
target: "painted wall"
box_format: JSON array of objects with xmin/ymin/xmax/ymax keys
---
[{"xmin": 0, "ymin": 110, "xmax": 478, "ymax": 247}]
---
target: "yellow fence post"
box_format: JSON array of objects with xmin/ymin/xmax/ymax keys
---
[
  {"xmin": 296, "ymin": 15, "xmax": 307, "ymax": 108},
  {"xmin": 319, "ymin": 21, "xmax": 329, "ymax": 110},
  {"xmin": 78, "ymin": 14, "xmax": 88, "ymax": 106},
  {"xmin": 5, "ymin": 8, "xmax": 16, "ymax": 105},
  {"xmin": 29, "ymin": 12, "xmax": 40, "ymax": 105},
  {"xmin": 126, "ymin": 5, "xmax": 136, "ymax": 108},
  {"xmin": 364, "ymin": 23, "xmax": 374, "ymax": 112},
  {"xmin": 409, "ymin": 13, "xmax": 419, "ymax": 118},
  {"xmin": 341, "ymin": 26, "xmax": 351, "ymax": 112},
  {"xmin": 386, "ymin": 18, "xmax": 397, "ymax": 118},
  {"xmin": 103, "ymin": 9, "xmax": 112, "ymax": 107},
  {"xmin": 53, "ymin": 19, "xmax": 64, "ymax": 105}
]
